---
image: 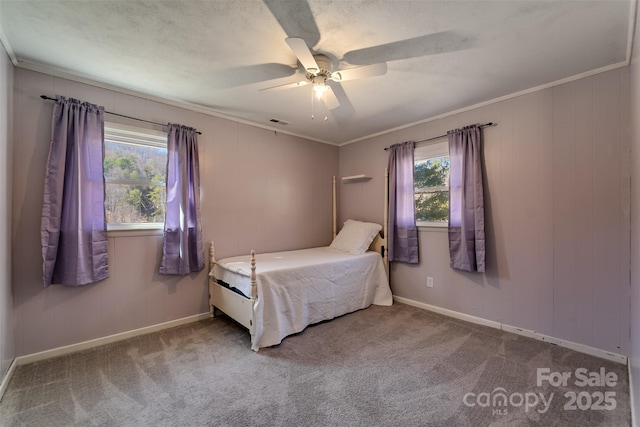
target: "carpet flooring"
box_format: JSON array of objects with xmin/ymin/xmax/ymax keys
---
[{"xmin": 0, "ymin": 303, "xmax": 631, "ymax": 426}]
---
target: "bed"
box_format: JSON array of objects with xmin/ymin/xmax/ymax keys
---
[{"xmin": 208, "ymin": 174, "xmax": 392, "ymax": 351}]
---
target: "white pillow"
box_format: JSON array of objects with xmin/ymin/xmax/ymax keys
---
[{"xmin": 329, "ymin": 219, "xmax": 382, "ymax": 255}]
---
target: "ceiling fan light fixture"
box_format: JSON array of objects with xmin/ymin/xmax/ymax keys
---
[
  {"xmin": 313, "ymin": 82, "xmax": 328, "ymax": 99},
  {"xmin": 312, "ymin": 75, "xmax": 328, "ymax": 99}
]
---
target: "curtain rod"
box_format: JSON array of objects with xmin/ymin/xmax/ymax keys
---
[
  {"xmin": 383, "ymin": 122, "xmax": 496, "ymax": 151},
  {"xmin": 40, "ymin": 95, "xmax": 202, "ymax": 135}
]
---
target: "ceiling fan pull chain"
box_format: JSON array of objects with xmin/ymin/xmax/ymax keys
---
[{"xmin": 323, "ymin": 95, "xmax": 328, "ymax": 121}]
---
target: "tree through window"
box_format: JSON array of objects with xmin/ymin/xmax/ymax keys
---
[
  {"xmin": 414, "ymin": 140, "xmax": 449, "ymax": 225},
  {"xmin": 103, "ymin": 123, "xmax": 167, "ymax": 230}
]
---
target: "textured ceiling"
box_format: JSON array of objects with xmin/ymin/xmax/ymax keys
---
[{"xmin": 0, "ymin": 0, "xmax": 634, "ymax": 145}]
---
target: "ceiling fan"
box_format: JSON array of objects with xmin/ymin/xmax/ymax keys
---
[{"xmin": 260, "ymin": 37, "xmax": 388, "ymax": 111}]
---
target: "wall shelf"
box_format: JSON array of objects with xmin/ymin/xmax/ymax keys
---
[{"xmin": 341, "ymin": 174, "xmax": 372, "ymax": 183}]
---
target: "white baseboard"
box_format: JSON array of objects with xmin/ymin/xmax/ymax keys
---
[
  {"xmin": 14, "ymin": 312, "xmax": 210, "ymax": 367},
  {"xmin": 393, "ymin": 295, "xmax": 627, "ymax": 365},
  {"xmin": 501, "ymin": 324, "xmax": 626, "ymax": 364},
  {"xmin": 630, "ymin": 360, "xmax": 637, "ymax": 427},
  {"xmin": 394, "ymin": 296, "xmax": 502, "ymax": 330},
  {"xmin": 0, "ymin": 358, "xmax": 18, "ymax": 402}
]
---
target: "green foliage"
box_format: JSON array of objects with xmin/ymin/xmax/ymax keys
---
[
  {"xmin": 104, "ymin": 141, "xmax": 167, "ymax": 224},
  {"xmin": 415, "ymin": 190, "xmax": 449, "ymax": 222},
  {"xmin": 414, "ymin": 158, "xmax": 450, "ymax": 223},
  {"xmin": 125, "ymin": 185, "xmax": 164, "ymax": 220}
]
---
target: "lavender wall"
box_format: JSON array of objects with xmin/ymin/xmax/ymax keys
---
[
  {"xmin": 12, "ymin": 68, "xmax": 338, "ymax": 357},
  {"xmin": 339, "ymin": 68, "xmax": 631, "ymax": 357},
  {"xmin": 0, "ymin": 43, "xmax": 15, "ymax": 381},
  {"xmin": 628, "ymin": 2, "xmax": 640, "ymax": 422}
]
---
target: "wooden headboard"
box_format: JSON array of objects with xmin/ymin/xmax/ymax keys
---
[
  {"xmin": 369, "ymin": 233, "xmax": 385, "ymax": 256},
  {"xmin": 369, "ymin": 232, "xmax": 388, "ymax": 275}
]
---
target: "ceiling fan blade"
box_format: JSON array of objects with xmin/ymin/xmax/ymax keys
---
[
  {"xmin": 209, "ymin": 63, "xmax": 297, "ymax": 89},
  {"xmin": 342, "ymin": 31, "xmax": 475, "ymax": 65},
  {"xmin": 259, "ymin": 79, "xmax": 309, "ymax": 92},
  {"xmin": 263, "ymin": 0, "xmax": 321, "ymax": 48},
  {"xmin": 330, "ymin": 62, "xmax": 387, "ymax": 82},
  {"xmin": 285, "ymin": 37, "xmax": 320, "ymax": 73},
  {"xmin": 324, "ymin": 85, "xmax": 340, "ymax": 110},
  {"xmin": 325, "ymin": 82, "xmax": 355, "ymax": 124}
]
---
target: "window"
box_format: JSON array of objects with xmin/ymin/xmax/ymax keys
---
[
  {"xmin": 103, "ymin": 123, "xmax": 167, "ymax": 230},
  {"xmin": 414, "ymin": 140, "xmax": 450, "ymax": 226}
]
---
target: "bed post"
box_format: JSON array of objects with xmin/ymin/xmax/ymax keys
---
[
  {"xmin": 250, "ymin": 250, "xmax": 258, "ymax": 351},
  {"xmin": 209, "ymin": 241, "xmax": 216, "ymax": 268},
  {"xmin": 209, "ymin": 242, "xmax": 216, "ymax": 318},
  {"xmin": 332, "ymin": 175, "xmax": 337, "ymax": 239},
  {"xmin": 383, "ymin": 168, "xmax": 389, "ymax": 273}
]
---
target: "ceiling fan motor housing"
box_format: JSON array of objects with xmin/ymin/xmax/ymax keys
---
[{"xmin": 313, "ymin": 54, "xmax": 333, "ymax": 77}]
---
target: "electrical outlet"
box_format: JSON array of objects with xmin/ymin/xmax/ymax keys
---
[{"xmin": 427, "ymin": 276, "xmax": 434, "ymax": 288}]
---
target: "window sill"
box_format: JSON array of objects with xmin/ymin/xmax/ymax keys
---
[
  {"xmin": 417, "ymin": 223, "xmax": 448, "ymax": 232},
  {"xmin": 107, "ymin": 223, "xmax": 164, "ymax": 237}
]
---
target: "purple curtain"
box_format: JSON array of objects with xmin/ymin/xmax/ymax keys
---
[
  {"xmin": 448, "ymin": 125, "xmax": 485, "ymax": 272},
  {"xmin": 387, "ymin": 141, "xmax": 419, "ymax": 264},
  {"xmin": 159, "ymin": 123, "xmax": 204, "ymax": 275},
  {"xmin": 41, "ymin": 96, "xmax": 108, "ymax": 287}
]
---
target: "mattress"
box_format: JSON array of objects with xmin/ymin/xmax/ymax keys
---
[{"xmin": 212, "ymin": 246, "xmax": 392, "ymax": 349}]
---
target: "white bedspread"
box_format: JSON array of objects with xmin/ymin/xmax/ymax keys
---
[{"xmin": 212, "ymin": 247, "xmax": 392, "ymax": 350}]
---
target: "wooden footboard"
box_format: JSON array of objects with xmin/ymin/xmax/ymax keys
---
[{"xmin": 208, "ymin": 242, "xmax": 258, "ymax": 351}]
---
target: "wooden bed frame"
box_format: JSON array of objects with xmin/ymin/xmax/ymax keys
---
[{"xmin": 208, "ymin": 171, "xmax": 389, "ymax": 350}]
